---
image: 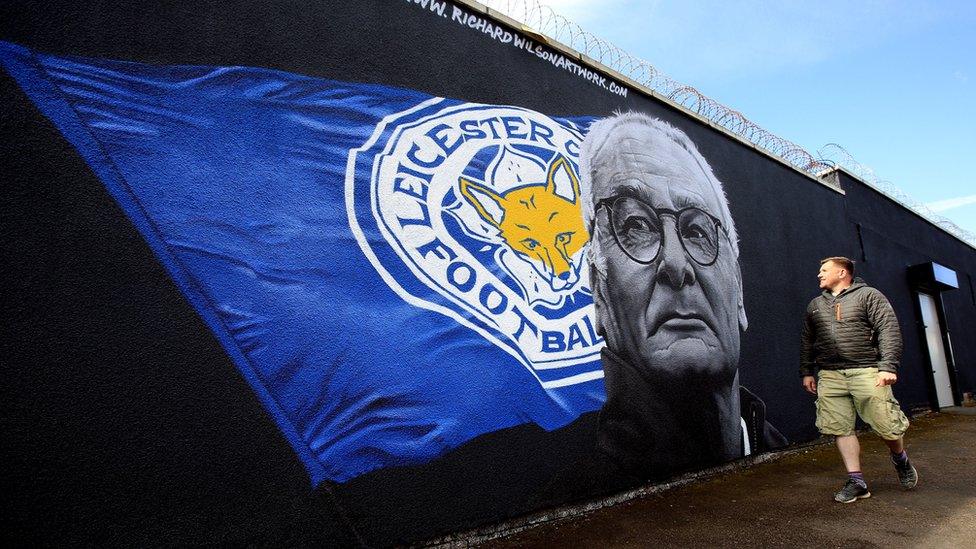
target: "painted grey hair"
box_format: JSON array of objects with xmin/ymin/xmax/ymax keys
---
[{"xmin": 579, "ymin": 112, "xmax": 740, "ymax": 276}]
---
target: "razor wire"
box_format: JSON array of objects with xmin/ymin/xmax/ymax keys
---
[
  {"xmin": 477, "ymin": 0, "xmax": 833, "ymax": 176},
  {"xmin": 818, "ymin": 144, "xmax": 976, "ymax": 246},
  {"xmin": 475, "ymin": 0, "xmax": 976, "ymax": 248}
]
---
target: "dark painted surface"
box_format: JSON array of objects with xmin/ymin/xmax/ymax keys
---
[
  {"xmin": 0, "ymin": 69, "xmax": 357, "ymax": 547},
  {"xmin": 2, "ymin": 0, "xmax": 974, "ymax": 546}
]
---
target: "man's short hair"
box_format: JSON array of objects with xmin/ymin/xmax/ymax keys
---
[{"xmin": 821, "ymin": 256, "xmax": 855, "ymax": 277}]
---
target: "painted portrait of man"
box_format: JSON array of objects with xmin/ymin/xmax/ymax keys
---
[{"xmin": 579, "ymin": 112, "xmax": 786, "ymax": 479}]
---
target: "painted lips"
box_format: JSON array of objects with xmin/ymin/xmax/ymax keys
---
[{"xmin": 649, "ymin": 311, "xmax": 713, "ymax": 337}]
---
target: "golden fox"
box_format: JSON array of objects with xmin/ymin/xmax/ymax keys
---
[{"xmin": 459, "ymin": 155, "xmax": 588, "ymax": 290}]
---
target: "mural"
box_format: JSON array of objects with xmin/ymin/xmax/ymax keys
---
[
  {"xmin": 0, "ymin": 40, "xmax": 783, "ymax": 492},
  {"xmin": 581, "ymin": 114, "xmax": 786, "ymax": 480},
  {"xmin": 5, "ymin": 3, "xmax": 976, "ymax": 545},
  {"xmin": 352, "ymin": 102, "xmax": 602, "ymax": 384},
  {"xmin": 0, "ymin": 41, "xmax": 605, "ymax": 485}
]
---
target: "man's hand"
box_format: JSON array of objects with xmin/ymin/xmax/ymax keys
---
[
  {"xmin": 876, "ymin": 371, "xmax": 897, "ymax": 387},
  {"xmin": 802, "ymin": 375, "xmax": 817, "ymax": 395}
]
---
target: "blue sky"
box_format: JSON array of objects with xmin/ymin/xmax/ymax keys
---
[{"xmin": 542, "ymin": 0, "xmax": 976, "ymax": 239}]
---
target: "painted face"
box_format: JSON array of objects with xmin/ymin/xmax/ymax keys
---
[{"xmin": 592, "ymin": 125, "xmax": 742, "ymax": 382}]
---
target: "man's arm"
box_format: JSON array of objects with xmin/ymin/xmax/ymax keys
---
[{"xmin": 866, "ymin": 289, "xmax": 903, "ymax": 383}]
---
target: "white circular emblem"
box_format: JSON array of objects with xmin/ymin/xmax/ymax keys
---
[{"xmin": 347, "ymin": 99, "xmax": 603, "ymax": 389}]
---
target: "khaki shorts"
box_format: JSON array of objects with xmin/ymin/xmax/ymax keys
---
[{"xmin": 815, "ymin": 367, "xmax": 909, "ymax": 440}]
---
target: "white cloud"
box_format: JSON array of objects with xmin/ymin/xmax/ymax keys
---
[{"xmin": 925, "ymin": 194, "xmax": 976, "ymax": 212}]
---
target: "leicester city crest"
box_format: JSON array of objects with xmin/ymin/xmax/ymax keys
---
[{"xmin": 346, "ymin": 99, "xmax": 603, "ymax": 388}]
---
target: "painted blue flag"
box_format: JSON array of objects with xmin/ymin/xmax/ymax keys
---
[{"xmin": 1, "ymin": 41, "xmax": 607, "ymax": 485}]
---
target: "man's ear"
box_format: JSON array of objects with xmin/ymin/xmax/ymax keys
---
[
  {"xmin": 735, "ymin": 260, "xmax": 748, "ymax": 332},
  {"xmin": 589, "ymin": 262, "xmax": 606, "ymax": 338},
  {"xmin": 590, "ymin": 261, "xmax": 626, "ymax": 352}
]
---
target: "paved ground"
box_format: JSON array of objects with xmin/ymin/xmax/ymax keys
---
[{"xmin": 483, "ymin": 409, "xmax": 976, "ymax": 549}]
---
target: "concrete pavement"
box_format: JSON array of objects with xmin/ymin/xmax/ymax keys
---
[{"xmin": 478, "ymin": 409, "xmax": 976, "ymax": 548}]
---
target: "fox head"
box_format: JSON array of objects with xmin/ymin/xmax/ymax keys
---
[{"xmin": 459, "ymin": 155, "xmax": 588, "ymax": 291}]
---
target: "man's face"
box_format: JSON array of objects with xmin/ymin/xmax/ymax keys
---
[
  {"xmin": 592, "ymin": 125, "xmax": 743, "ymax": 382},
  {"xmin": 818, "ymin": 261, "xmax": 845, "ymax": 290}
]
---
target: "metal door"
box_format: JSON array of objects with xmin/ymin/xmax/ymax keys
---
[{"xmin": 917, "ymin": 292, "xmax": 954, "ymax": 408}]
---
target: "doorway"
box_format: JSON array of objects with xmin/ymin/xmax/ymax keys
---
[{"xmin": 916, "ymin": 292, "xmax": 955, "ymax": 408}]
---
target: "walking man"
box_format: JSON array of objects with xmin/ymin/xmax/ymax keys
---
[{"xmin": 800, "ymin": 257, "xmax": 918, "ymax": 503}]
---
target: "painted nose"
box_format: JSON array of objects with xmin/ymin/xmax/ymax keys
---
[
  {"xmin": 547, "ymin": 248, "xmax": 572, "ymax": 281},
  {"xmin": 655, "ymin": 217, "xmax": 696, "ymax": 289}
]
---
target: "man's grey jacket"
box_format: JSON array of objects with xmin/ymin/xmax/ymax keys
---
[{"xmin": 800, "ymin": 278, "xmax": 902, "ymax": 377}]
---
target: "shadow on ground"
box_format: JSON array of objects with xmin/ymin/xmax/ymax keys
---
[{"xmin": 483, "ymin": 411, "xmax": 976, "ymax": 548}]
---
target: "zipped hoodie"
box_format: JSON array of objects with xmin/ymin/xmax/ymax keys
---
[{"xmin": 800, "ymin": 278, "xmax": 902, "ymax": 377}]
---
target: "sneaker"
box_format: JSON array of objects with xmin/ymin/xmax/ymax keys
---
[
  {"xmin": 834, "ymin": 478, "xmax": 871, "ymax": 503},
  {"xmin": 893, "ymin": 456, "xmax": 918, "ymax": 489}
]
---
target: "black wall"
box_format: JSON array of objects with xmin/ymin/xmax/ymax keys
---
[{"xmin": 3, "ymin": 1, "xmax": 974, "ymax": 546}]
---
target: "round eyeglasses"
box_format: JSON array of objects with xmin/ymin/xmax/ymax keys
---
[{"xmin": 595, "ymin": 196, "xmax": 730, "ymax": 266}]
